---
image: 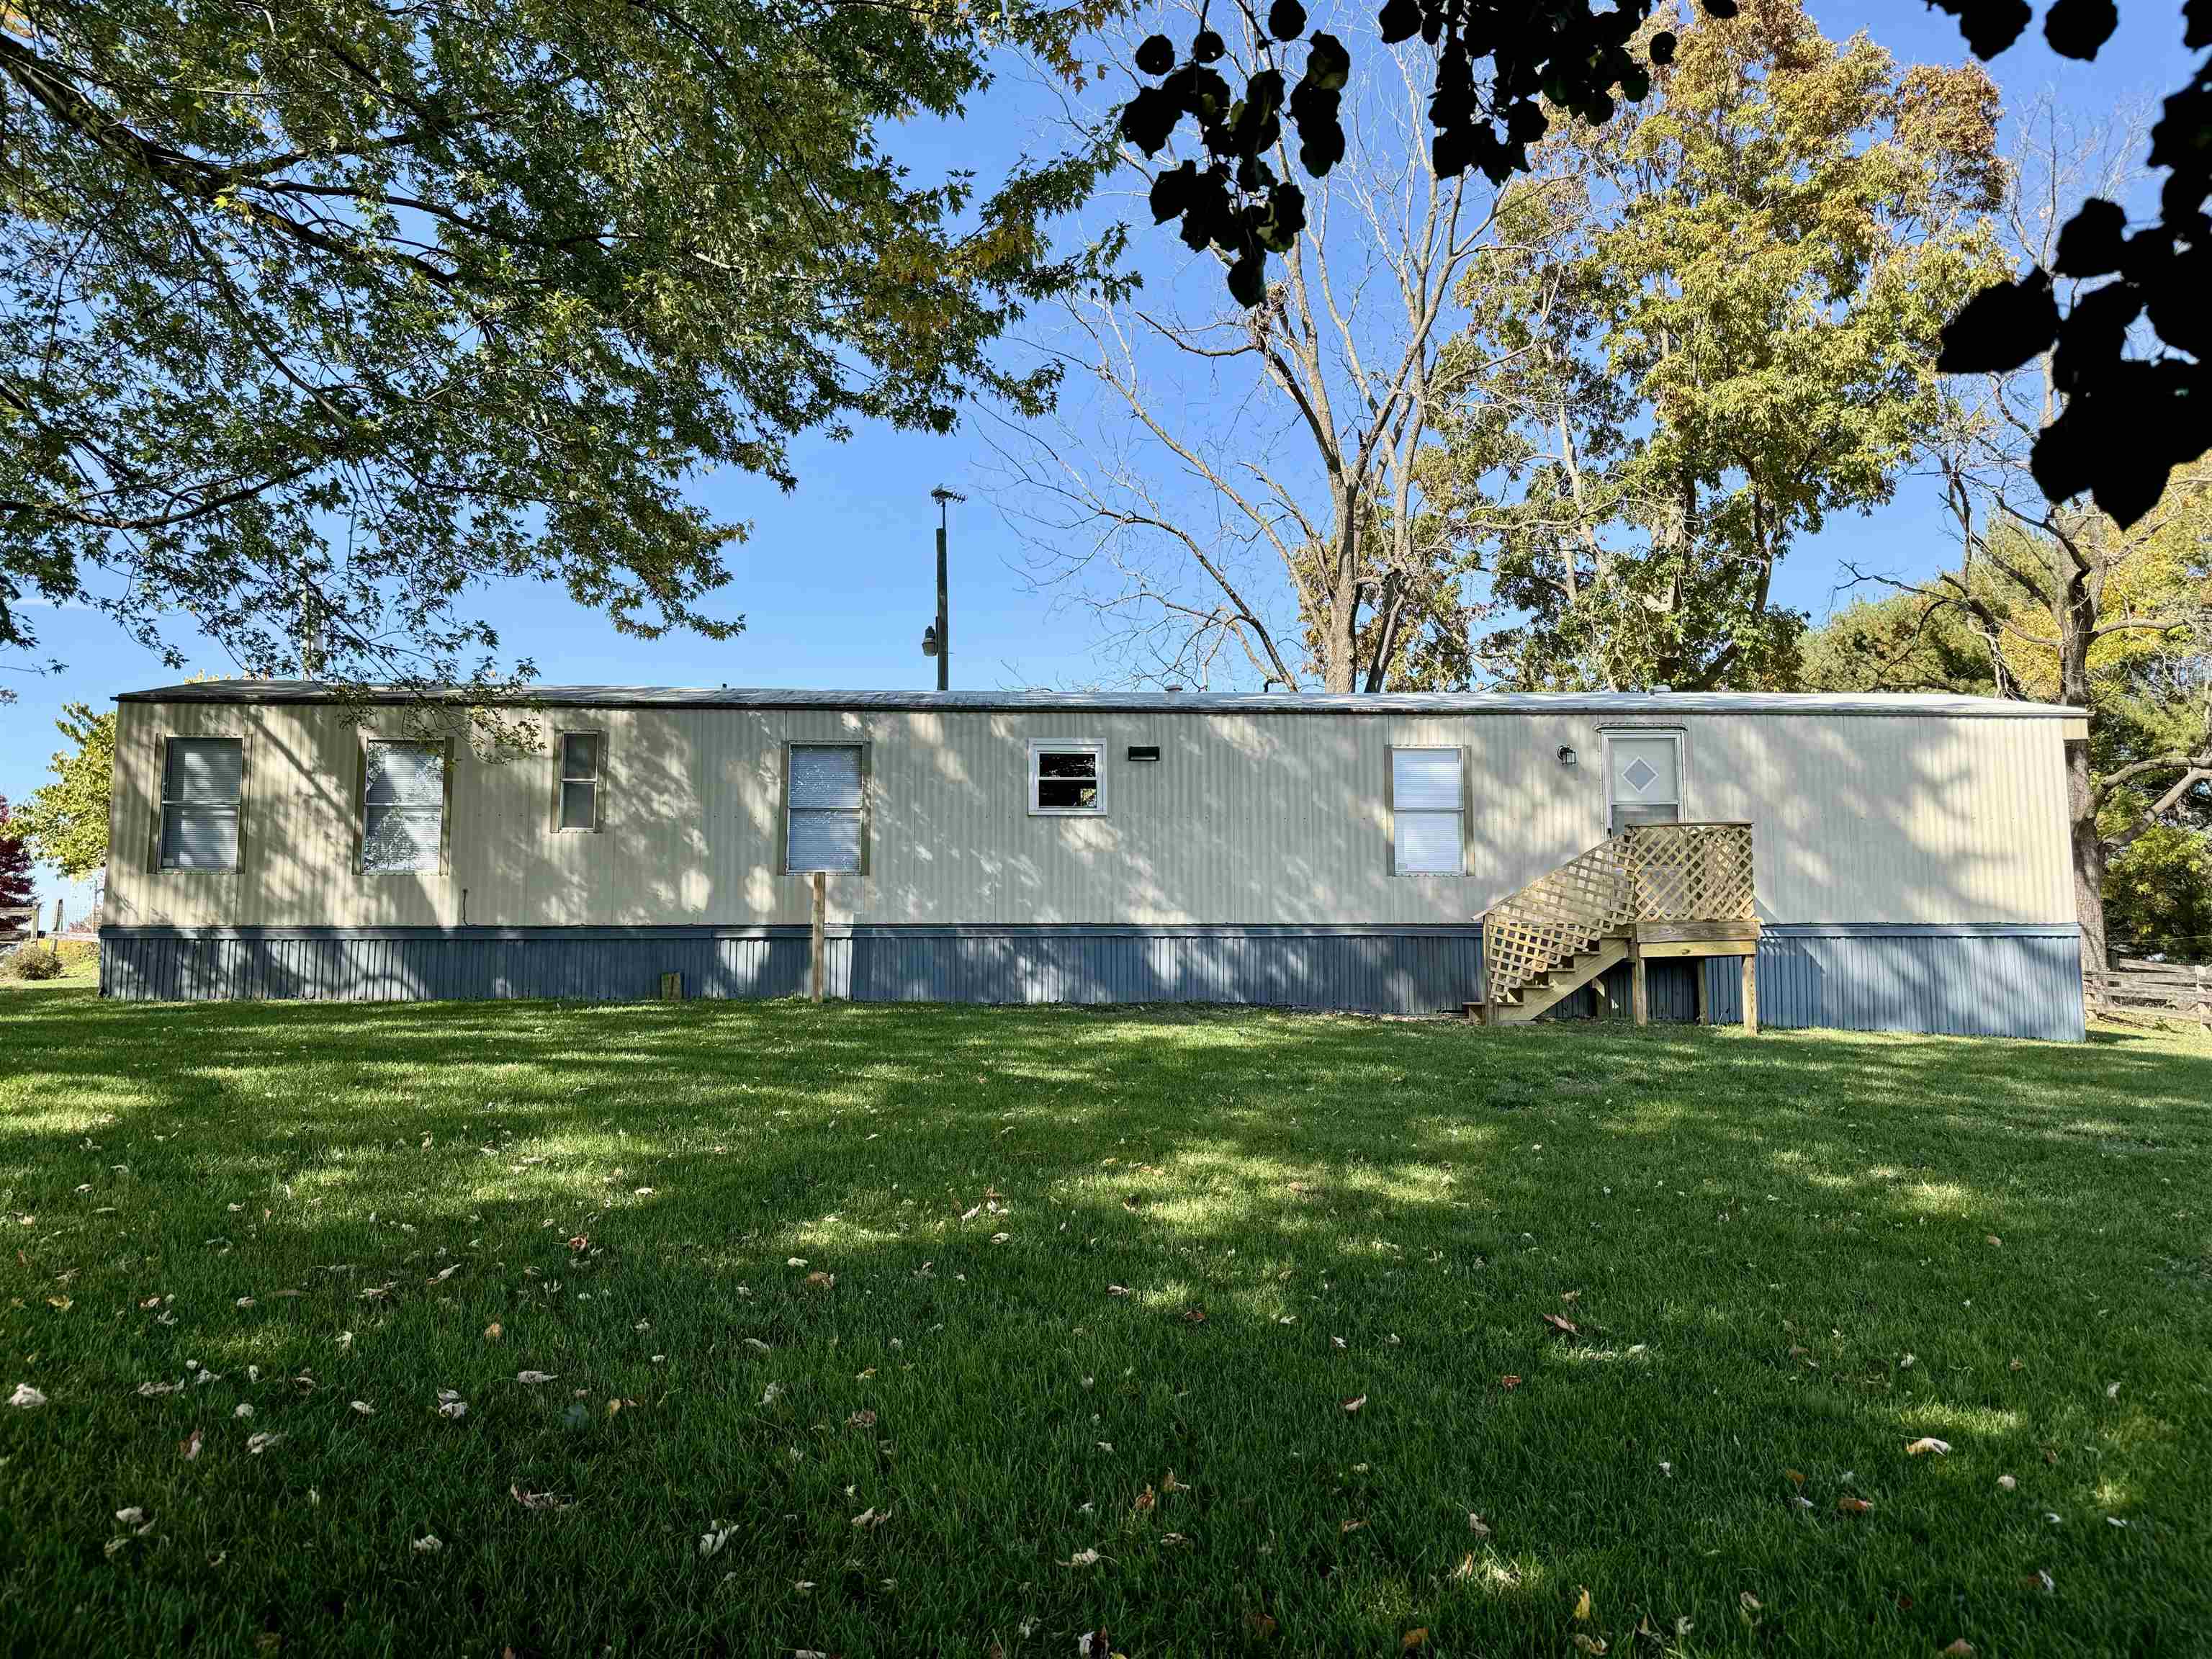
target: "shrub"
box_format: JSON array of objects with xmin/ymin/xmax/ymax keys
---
[{"xmin": 1, "ymin": 945, "xmax": 66, "ymax": 981}]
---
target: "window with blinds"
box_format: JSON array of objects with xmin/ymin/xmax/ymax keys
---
[
  {"xmin": 160, "ymin": 737, "xmax": 243, "ymax": 871},
  {"xmin": 786, "ymin": 744, "xmax": 864, "ymax": 873},
  {"xmin": 1390, "ymin": 746, "xmax": 1465, "ymax": 875},
  {"xmin": 362, "ymin": 741, "xmax": 446, "ymax": 873},
  {"xmin": 557, "ymin": 732, "xmax": 603, "ymax": 831}
]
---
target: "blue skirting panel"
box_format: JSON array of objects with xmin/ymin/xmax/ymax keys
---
[{"xmin": 97, "ymin": 922, "xmax": 2084, "ymax": 1039}]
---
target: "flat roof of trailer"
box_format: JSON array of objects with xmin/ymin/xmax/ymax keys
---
[{"xmin": 117, "ymin": 683, "xmax": 2085, "ymax": 719}]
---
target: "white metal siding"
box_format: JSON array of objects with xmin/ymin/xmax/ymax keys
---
[{"xmin": 104, "ymin": 701, "xmax": 2076, "ymax": 930}]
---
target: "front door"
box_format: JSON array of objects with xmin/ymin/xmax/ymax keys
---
[{"xmin": 1605, "ymin": 733, "xmax": 1682, "ymax": 835}]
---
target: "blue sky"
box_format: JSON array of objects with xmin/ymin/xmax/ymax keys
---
[{"xmin": 0, "ymin": 2, "xmax": 2198, "ymax": 918}]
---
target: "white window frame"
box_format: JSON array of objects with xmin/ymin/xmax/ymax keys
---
[
  {"xmin": 1028, "ymin": 739, "xmax": 1107, "ymax": 817},
  {"xmin": 1600, "ymin": 728, "xmax": 1686, "ymax": 836},
  {"xmin": 1387, "ymin": 745, "xmax": 1467, "ymax": 876},
  {"xmin": 156, "ymin": 734, "xmax": 244, "ymax": 873},
  {"xmin": 783, "ymin": 742, "xmax": 868, "ymax": 875},
  {"xmin": 553, "ymin": 729, "xmax": 606, "ymax": 833}
]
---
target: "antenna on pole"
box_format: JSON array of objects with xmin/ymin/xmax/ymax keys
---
[{"xmin": 925, "ymin": 486, "xmax": 966, "ymax": 691}]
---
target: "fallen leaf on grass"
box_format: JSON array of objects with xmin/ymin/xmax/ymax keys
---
[
  {"xmin": 1132, "ymin": 1485, "xmax": 1155, "ymax": 1514},
  {"xmin": 180, "ymin": 1429, "xmax": 202, "ymax": 1460},
  {"xmin": 511, "ymin": 1485, "xmax": 570, "ymax": 1511},
  {"xmin": 1542, "ymin": 1313, "xmax": 1578, "ymax": 1336},
  {"xmin": 1065, "ymin": 1547, "xmax": 1102, "ymax": 1567},
  {"xmin": 1499, "ymin": 1375, "xmax": 1521, "ymax": 1391},
  {"xmin": 1245, "ymin": 1611, "xmax": 1277, "ymax": 1639},
  {"xmin": 699, "ymin": 1523, "xmax": 734, "ymax": 1557},
  {"xmin": 1571, "ymin": 1639, "xmax": 1608, "ymax": 1655},
  {"xmin": 1573, "ymin": 1588, "xmax": 1592, "ymax": 1620},
  {"xmin": 516, "ymin": 1371, "xmax": 557, "ymax": 1385},
  {"xmin": 246, "ymin": 1431, "xmax": 284, "ymax": 1455},
  {"xmin": 1340, "ymin": 1518, "xmax": 1367, "ymax": 1534},
  {"xmin": 848, "ymin": 1409, "xmax": 877, "ymax": 1429},
  {"xmin": 483, "ymin": 1323, "xmax": 501, "ymax": 1341},
  {"xmin": 1107, "ymin": 1285, "xmax": 1132, "ymax": 1298},
  {"xmin": 1941, "ymin": 1642, "xmax": 1974, "ymax": 1657},
  {"xmin": 1906, "ymin": 1438, "xmax": 1951, "ymax": 1457},
  {"xmin": 1468, "ymin": 1513, "xmax": 1491, "ymax": 1538},
  {"xmin": 1181, "ymin": 1305, "xmax": 1208, "ymax": 1325},
  {"xmin": 1341, "ymin": 1395, "xmax": 1367, "ymax": 1413},
  {"xmin": 350, "ymin": 1401, "xmax": 374, "ymax": 1416},
  {"xmin": 1838, "ymin": 1496, "xmax": 1874, "ymax": 1515},
  {"xmin": 1998, "ymin": 1474, "xmax": 2016, "ymax": 1491},
  {"xmin": 851, "ymin": 1506, "xmax": 891, "ymax": 1529},
  {"xmin": 1402, "ymin": 1629, "xmax": 1428, "ymax": 1650},
  {"xmin": 411, "ymin": 1535, "xmax": 442, "ymax": 1555},
  {"xmin": 804, "ymin": 1272, "xmax": 835, "ymax": 1290},
  {"xmin": 438, "ymin": 1392, "xmax": 468, "ymax": 1420},
  {"xmin": 8, "ymin": 1383, "xmax": 46, "ymax": 1410}
]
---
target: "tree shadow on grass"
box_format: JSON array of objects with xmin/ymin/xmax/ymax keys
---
[{"xmin": 1, "ymin": 992, "xmax": 2208, "ymax": 1656}]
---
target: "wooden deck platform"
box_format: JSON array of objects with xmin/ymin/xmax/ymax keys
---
[{"xmin": 1478, "ymin": 824, "xmax": 1762, "ymax": 1030}]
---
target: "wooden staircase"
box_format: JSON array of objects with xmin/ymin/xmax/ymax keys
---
[{"xmin": 1475, "ymin": 822, "xmax": 1761, "ymax": 1029}]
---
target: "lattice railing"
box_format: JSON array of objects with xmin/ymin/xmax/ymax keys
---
[
  {"xmin": 1483, "ymin": 823, "xmax": 1755, "ymax": 1009},
  {"xmin": 1624, "ymin": 822, "xmax": 1756, "ymax": 925},
  {"xmin": 1482, "ymin": 840, "xmax": 1635, "ymax": 1009}
]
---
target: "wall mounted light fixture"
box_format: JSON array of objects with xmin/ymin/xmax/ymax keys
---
[{"xmin": 1557, "ymin": 745, "xmax": 1578, "ymax": 767}]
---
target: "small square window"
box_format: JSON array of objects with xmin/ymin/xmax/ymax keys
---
[
  {"xmin": 557, "ymin": 732, "xmax": 603, "ymax": 831},
  {"xmin": 1030, "ymin": 743, "xmax": 1105, "ymax": 814}
]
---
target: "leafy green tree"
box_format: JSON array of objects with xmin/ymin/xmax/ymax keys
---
[
  {"xmin": 1433, "ymin": 1, "xmax": 2004, "ymax": 691},
  {"xmin": 1, "ymin": 0, "xmax": 1111, "ymax": 685},
  {"xmin": 1123, "ymin": 0, "xmax": 2206, "ymax": 533},
  {"xmin": 1810, "ymin": 101, "xmax": 2212, "ymax": 981},
  {"xmin": 2100, "ymin": 818, "xmax": 2212, "ymax": 961},
  {"xmin": 11, "ymin": 701, "xmax": 114, "ymax": 883}
]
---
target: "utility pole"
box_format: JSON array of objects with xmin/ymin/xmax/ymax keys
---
[{"xmin": 924, "ymin": 486, "xmax": 964, "ymax": 691}]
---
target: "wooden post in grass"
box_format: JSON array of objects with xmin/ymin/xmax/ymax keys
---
[
  {"xmin": 1741, "ymin": 954, "xmax": 1759, "ymax": 1034},
  {"xmin": 1693, "ymin": 961, "xmax": 1709, "ymax": 1025},
  {"xmin": 809, "ymin": 872, "xmax": 826, "ymax": 1003},
  {"xmin": 1631, "ymin": 955, "xmax": 1648, "ymax": 1027}
]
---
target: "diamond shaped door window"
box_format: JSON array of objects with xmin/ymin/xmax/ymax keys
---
[{"xmin": 1622, "ymin": 755, "xmax": 1659, "ymax": 793}]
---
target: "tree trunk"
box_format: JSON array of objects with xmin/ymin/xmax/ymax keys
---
[
  {"xmin": 2067, "ymin": 732, "xmax": 2110, "ymax": 1004},
  {"xmin": 2054, "ymin": 547, "xmax": 2108, "ymax": 1008}
]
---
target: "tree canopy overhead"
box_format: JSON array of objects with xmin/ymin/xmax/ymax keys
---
[
  {"xmin": 1122, "ymin": 0, "xmax": 2209, "ymax": 529},
  {"xmin": 1430, "ymin": 4, "xmax": 2003, "ymax": 693},
  {"xmin": 0, "ymin": 0, "xmax": 1113, "ymax": 685}
]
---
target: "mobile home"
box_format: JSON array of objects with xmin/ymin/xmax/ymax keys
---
[{"xmin": 99, "ymin": 684, "xmax": 2088, "ymax": 1038}]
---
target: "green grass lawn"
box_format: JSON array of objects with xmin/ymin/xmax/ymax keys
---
[{"xmin": 2, "ymin": 988, "xmax": 2208, "ymax": 1658}]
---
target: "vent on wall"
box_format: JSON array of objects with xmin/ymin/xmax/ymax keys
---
[{"xmin": 1126, "ymin": 745, "xmax": 1161, "ymax": 763}]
